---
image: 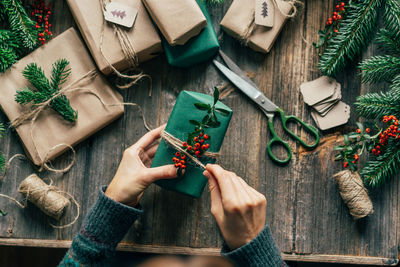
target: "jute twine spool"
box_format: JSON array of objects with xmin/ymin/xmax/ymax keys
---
[
  {"xmin": 18, "ymin": 174, "xmax": 70, "ymax": 221},
  {"xmin": 333, "ymin": 170, "xmax": 374, "ymax": 220},
  {"xmin": 241, "ymin": 0, "xmax": 302, "ymax": 44},
  {"xmin": 160, "ymin": 131, "xmax": 220, "ymax": 170}
]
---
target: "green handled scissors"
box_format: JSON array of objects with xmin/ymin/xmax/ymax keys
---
[{"xmin": 213, "ymin": 51, "xmax": 320, "ymax": 165}]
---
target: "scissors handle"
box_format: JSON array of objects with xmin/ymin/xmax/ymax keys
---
[
  {"xmin": 276, "ymin": 108, "xmax": 320, "ymax": 149},
  {"xmin": 266, "ymin": 115, "xmax": 292, "ymax": 165},
  {"xmin": 266, "ymin": 108, "xmax": 320, "ymax": 165}
]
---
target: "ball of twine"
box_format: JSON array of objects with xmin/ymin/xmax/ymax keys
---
[
  {"xmin": 333, "ymin": 170, "xmax": 374, "ymax": 220},
  {"xmin": 18, "ymin": 174, "xmax": 70, "ymax": 221}
]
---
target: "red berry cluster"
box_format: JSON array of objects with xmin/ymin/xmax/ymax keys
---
[
  {"xmin": 172, "ymin": 152, "xmax": 186, "ymax": 170},
  {"xmin": 171, "ymin": 133, "xmax": 210, "ymax": 171},
  {"xmin": 372, "ymin": 115, "xmax": 399, "ymax": 156},
  {"xmin": 326, "ymin": 2, "xmax": 346, "ymax": 33},
  {"xmin": 31, "ymin": 0, "xmax": 53, "ymax": 45},
  {"xmin": 343, "ymin": 153, "xmax": 359, "ymax": 168}
]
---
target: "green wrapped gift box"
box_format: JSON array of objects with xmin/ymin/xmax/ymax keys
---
[
  {"xmin": 152, "ymin": 91, "xmax": 232, "ymax": 198},
  {"xmin": 162, "ymin": 0, "xmax": 220, "ymax": 68}
]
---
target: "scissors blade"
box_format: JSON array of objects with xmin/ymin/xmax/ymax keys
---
[
  {"xmin": 213, "ymin": 59, "xmax": 278, "ymax": 113},
  {"xmin": 219, "ymin": 50, "xmax": 259, "ymax": 89}
]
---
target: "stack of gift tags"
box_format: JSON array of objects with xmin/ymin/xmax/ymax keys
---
[{"xmin": 300, "ymin": 76, "xmax": 350, "ymax": 130}]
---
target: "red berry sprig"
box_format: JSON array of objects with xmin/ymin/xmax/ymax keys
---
[
  {"xmin": 314, "ymin": 1, "xmax": 347, "ymax": 49},
  {"xmin": 31, "ymin": 0, "xmax": 53, "ymax": 45},
  {"xmin": 372, "ymin": 115, "xmax": 399, "ymax": 156}
]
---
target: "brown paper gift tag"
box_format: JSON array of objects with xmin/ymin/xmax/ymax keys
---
[
  {"xmin": 255, "ymin": 0, "xmax": 274, "ymax": 27},
  {"xmin": 0, "ymin": 28, "xmax": 124, "ymax": 166},
  {"xmin": 142, "ymin": 0, "xmax": 207, "ymax": 46},
  {"xmin": 311, "ymin": 101, "xmax": 350, "ymax": 131},
  {"xmin": 221, "ymin": 0, "xmax": 292, "ymax": 53},
  {"xmin": 66, "ymin": 0, "xmax": 162, "ymax": 75},
  {"xmin": 300, "ymin": 76, "xmax": 337, "ymax": 106}
]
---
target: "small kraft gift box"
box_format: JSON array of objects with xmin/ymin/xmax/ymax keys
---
[
  {"xmin": 151, "ymin": 91, "xmax": 232, "ymax": 198},
  {"xmin": 66, "ymin": 0, "xmax": 162, "ymax": 75},
  {"xmin": 0, "ymin": 28, "xmax": 124, "ymax": 167},
  {"xmin": 221, "ymin": 0, "xmax": 294, "ymax": 53},
  {"xmin": 142, "ymin": 0, "xmax": 207, "ymax": 46},
  {"xmin": 161, "ymin": 0, "xmax": 220, "ymax": 68}
]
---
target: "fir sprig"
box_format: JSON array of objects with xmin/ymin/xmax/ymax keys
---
[
  {"xmin": 383, "ymin": 0, "xmax": 400, "ymax": 35},
  {"xmin": 359, "ymin": 55, "xmax": 400, "ymax": 83},
  {"xmin": 361, "ymin": 140, "xmax": 400, "ymax": 187},
  {"xmin": 355, "ymin": 91, "xmax": 400, "ymax": 120},
  {"xmin": 318, "ymin": 0, "xmax": 383, "ymax": 76},
  {"xmin": 15, "ymin": 59, "xmax": 78, "ymax": 123}
]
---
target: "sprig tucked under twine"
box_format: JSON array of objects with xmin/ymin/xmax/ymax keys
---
[
  {"xmin": 99, "ymin": 0, "xmax": 152, "ymax": 94},
  {"xmin": 161, "ymin": 131, "xmax": 220, "ymax": 170},
  {"xmin": 241, "ymin": 0, "xmax": 302, "ymax": 43},
  {"xmin": 0, "ymin": 156, "xmax": 80, "ymax": 229},
  {"xmin": 10, "ymin": 69, "xmax": 150, "ymax": 173}
]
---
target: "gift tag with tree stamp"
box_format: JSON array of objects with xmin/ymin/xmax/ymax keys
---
[
  {"xmin": 255, "ymin": 0, "xmax": 274, "ymax": 27},
  {"xmin": 104, "ymin": 2, "xmax": 138, "ymax": 28}
]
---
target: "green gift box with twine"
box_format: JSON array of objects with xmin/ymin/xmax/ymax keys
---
[
  {"xmin": 161, "ymin": 0, "xmax": 220, "ymax": 68},
  {"xmin": 151, "ymin": 90, "xmax": 232, "ymax": 198}
]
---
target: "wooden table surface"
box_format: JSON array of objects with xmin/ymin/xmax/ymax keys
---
[{"xmin": 0, "ymin": 0, "xmax": 399, "ymax": 265}]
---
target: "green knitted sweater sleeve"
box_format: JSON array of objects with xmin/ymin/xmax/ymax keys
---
[
  {"xmin": 58, "ymin": 186, "xmax": 142, "ymax": 266},
  {"xmin": 221, "ymin": 225, "xmax": 287, "ymax": 267}
]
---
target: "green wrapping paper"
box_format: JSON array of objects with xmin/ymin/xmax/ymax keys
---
[
  {"xmin": 151, "ymin": 91, "xmax": 232, "ymax": 198},
  {"xmin": 162, "ymin": 0, "xmax": 220, "ymax": 68}
]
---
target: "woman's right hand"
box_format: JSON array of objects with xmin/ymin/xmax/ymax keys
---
[{"xmin": 204, "ymin": 164, "xmax": 267, "ymax": 250}]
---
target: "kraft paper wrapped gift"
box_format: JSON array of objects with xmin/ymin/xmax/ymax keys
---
[
  {"xmin": 66, "ymin": 0, "xmax": 162, "ymax": 75},
  {"xmin": 151, "ymin": 91, "xmax": 232, "ymax": 198},
  {"xmin": 162, "ymin": 0, "xmax": 220, "ymax": 67},
  {"xmin": 142, "ymin": 0, "xmax": 207, "ymax": 46},
  {"xmin": 0, "ymin": 28, "xmax": 124, "ymax": 166},
  {"xmin": 220, "ymin": 0, "xmax": 293, "ymax": 53}
]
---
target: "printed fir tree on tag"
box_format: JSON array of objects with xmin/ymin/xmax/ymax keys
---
[
  {"xmin": 104, "ymin": 2, "xmax": 138, "ymax": 28},
  {"xmin": 255, "ymin": 0, "xmax": 274, "ymax": 27}
]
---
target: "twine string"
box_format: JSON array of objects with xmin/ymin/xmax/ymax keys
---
[
  {"xmin": 333, "ymin": 170, "xmax": 374, "ymax": 220},
  {"xmin": 99, "ymin": 0, "xmax": 152, "ymax": 93},
  {"xmin": 160, "ymin": 131, "xmax": 220, "ymax": 170}
]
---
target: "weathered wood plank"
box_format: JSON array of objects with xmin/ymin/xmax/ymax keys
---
[{"xmin": 0, "ymin": 0, "xmax": 398, "ymax": 265}]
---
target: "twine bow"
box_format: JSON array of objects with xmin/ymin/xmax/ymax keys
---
[
  {"xmin": 99, "ymin": 0, "xmax": 152, "ymax": 94},
  {"xmin": 161, "ymin": 131, "xmax": 220, "ymax": 170},
  {"xmin": 241, "ymin": 0, "xmax": 301, "ymax": 43}
]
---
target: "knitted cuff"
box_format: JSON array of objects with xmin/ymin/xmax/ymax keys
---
[
  {"xmin": 80, "ymin": 186, "xmax": 143, "ymax": 247},
  {"xmin": 221, "ymin": 225, "xmax": 285, "ymax": 267}
]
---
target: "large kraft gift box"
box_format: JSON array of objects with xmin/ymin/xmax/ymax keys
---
[
  {"xmin": 151, "ymin": 91, "xmax": 232, "ymax": 198},
  {"xmin": 162, "ymin": 0, "xmax": 220, "ymax": 67},
  {"xmin": 0, "ymin": 28, "xmax": 124, "ymax": 166},
  {"xmin": 142, "ymin": 0, "xmax": 207, "ymax": 46},
  {"xmin": 66, "ymin": 0, "xmax": 162, "ymax": 75},
  {"xmin": 221, "ymin": 0, "xmax": 293, "ymax": 53}
]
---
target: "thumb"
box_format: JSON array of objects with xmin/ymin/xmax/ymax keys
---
[
  {"xmin": 204, "ymin": 170, "xmax": 223, "ymax": 215},
  {"xmin": 146, "ymin": 165, "xmax": 178, "ymax": 182}
]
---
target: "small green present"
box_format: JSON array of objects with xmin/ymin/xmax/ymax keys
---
[
  {"xmin": 162, "ymin": 0, "xmax": 220, "ymax": 68},
  {"xmin": 151, "ymin": 90, "xmax": 232, "ymax": 198}
]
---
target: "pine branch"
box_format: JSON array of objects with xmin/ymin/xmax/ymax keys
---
[
  {"xmin": 15, "ymin": 59, "xmax": 78, "ymax": 123},
  {"xmin": 1, "ymin": 0, "xmax": 37, "ymax": 50},
  {"xmin": 0, "ymin": 30, "xmax": 21, "ymax": 72},
  {"xmin": 21, "ymin": 62, "xmax": 51, "ymax": 94},
  {"xmin": 318, "ymin": 0, "xmax": 383, "ymax": 77},
  {"xmin": 390, "ymin": 74, "xmax": 400, "ymax": 91},
  {"xmin": 383, "ymin": 0, "xmax": 400, "ymax": 35},
  {"xmin": 355, "ymin": 90, "xmax": 400, "ymax": 119},
  {"xmin": 376, "ymin": 29, "xmax": 400, "ymax": 55},
  {"xmin": 361, "ymin": 140, "xmax": 400, "ymax": 187},
  {"xmin": 50, "ymin": 59, "xmax": 71, "ymax": 90},
  {"xmin": 359, "ymin": 55, "xmax": 400, "ymax": 83}
]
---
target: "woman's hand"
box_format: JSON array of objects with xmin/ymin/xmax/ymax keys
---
[
  {"xmin": 105, "ymin": 125, "xmax": 177, "ymax": 207},
  {"xmin": 204, "ymin": 164, "xmax": 267, "ymax": 250}
]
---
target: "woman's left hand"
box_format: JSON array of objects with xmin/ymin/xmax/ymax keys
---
[{"xmin": 105, "ymin": 125, "xmax": 177, "ymax": 207}]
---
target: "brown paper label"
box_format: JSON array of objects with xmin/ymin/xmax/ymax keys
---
[
  {"xmin": 255, "ymin": 0, "xmax": 274, "ymax": 27},
  {"xmin": 104, "ymin": 2, "xmax": 138, "ymax": 28}
]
